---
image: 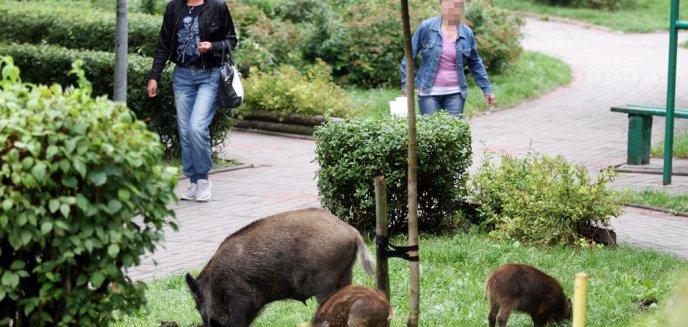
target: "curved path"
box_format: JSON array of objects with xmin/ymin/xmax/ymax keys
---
[{"xmin": 128, "ymin": 18, "xmax": 688, "ymax": 280}]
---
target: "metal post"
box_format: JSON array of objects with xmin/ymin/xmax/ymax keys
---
[
  {"xmin": 573, "ymin": 273, "xmax": 589, "ymax": 327},
  {"xmin": 400, "ymin": 0, "xmax": 420, "ymax": 325},
  {"xmin": 664, "ymin": 0, "xmax": 680, "ymax": 185},
  {"xmin": 114, "ymin": 0, "xmax": 128, "ymax": 103},
  {"xmin": 375, "ymin": 176, "xmax": 390, "ymax": 299}
]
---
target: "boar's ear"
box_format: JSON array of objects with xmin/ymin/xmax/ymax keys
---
[{"xmin": 186, "ymin": 273, "xmax": 201, "ymax": 300}]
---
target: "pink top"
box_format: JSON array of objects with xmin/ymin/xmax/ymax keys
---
[{"xmin": 433, "ymin": 38, "xmax": 460, "ymax": 88}]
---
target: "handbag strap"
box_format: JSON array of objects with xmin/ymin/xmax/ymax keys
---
[{"xmin": 220, "ymin": 40, "xmax": 235, "ymax": 66}]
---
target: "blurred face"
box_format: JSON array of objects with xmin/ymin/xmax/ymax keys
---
[{"xmin": 440, "ymin": 0, "xmax": 465, "ymax": 20}]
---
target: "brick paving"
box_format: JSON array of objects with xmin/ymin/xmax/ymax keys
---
[{"xmin": 128, "ymin": 18, "xmax": 688, "ymax": 280}]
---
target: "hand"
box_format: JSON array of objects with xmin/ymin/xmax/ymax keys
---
[
  {"xmin": 198, "ymin": 42, "xmax": 212, "ymax": 54},
  {"xmin": 147, "ymin": 79, "xmax": 158, "ymax": 98},
  {"xmin": 485, "ymin": 94, "xmax": 496, "ymax": 107}
]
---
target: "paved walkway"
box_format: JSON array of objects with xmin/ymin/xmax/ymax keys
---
[{"xmin": 128, "ymin": 18, "xmax": 688, "ymax": 280}]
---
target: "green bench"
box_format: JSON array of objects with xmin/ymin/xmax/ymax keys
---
[{"xmin": 611, "ymin": 104, "xmax": 688, "ymax": 165}]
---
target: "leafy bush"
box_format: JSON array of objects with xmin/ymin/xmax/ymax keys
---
[
  {"xmin": 0, "ymin": 2, "xmax": 160, "ymax": 56},
  {"xmin": 469, "ymin": 150, "xmax": 621, "ymax": 247},
  {"xmin": 534, "ymin": 0, "xmax": 635, "ymax": 10},
  {"xmin": 241, "ymin": 60, "xmax": 354, "ymax": 118},
  {"xmin": 0, "ymin": 57, "xmax": 177, "ymax": 326},
  {"xmin": 314, "ymin": 113, "xmax": 472, "ymax": 235},
  {"xmin": 300, "ymin": 0, "xmax": 523, "ymax": 87},
  {"xmin": 0, "ymin": 43, "xmax": 233, "ymax": 156}
]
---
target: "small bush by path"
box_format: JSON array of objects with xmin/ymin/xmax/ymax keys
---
[
  {"xmin": 492, "ymin": 0, "xmax": 688, "ymax": 32},
  {"xmin": 112, "ymin": 233, "xmax": 688, "ymax": 326},
  {"xmin": 651, "ymin": 130, "xmax": 688, "ymax": 159},
  {"xmin": 350, "ymin": 51, "xmax": 571, "ymax": 119}
]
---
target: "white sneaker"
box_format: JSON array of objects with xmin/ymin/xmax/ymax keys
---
[
  {"xmin": 180, "ymin": 183, "xmax": 198, "ymax": 201},
  {"xmin": 195, "ymin": 179, "xmax": 212, "ymax": 202}
]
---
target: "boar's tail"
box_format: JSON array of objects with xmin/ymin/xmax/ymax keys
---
[{"xmin": 353, "ymin": 230, "xmax": 375, "ymax": 276}]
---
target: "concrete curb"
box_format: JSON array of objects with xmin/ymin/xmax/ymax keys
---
[{"xmin": 177, "ymin": 162, "xmax": 254, "ymax": 180}]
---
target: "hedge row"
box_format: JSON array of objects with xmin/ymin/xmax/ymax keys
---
[
  {"xmin": 0, "ymin": 2, "xmax": 160, "ymax": 57},
  {"xmin": 0, "ymin": 43, "xmax": 232, "ymax": 156}
]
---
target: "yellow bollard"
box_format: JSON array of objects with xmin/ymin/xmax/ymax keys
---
[
  {"xmin": 573, "ymin": 272, "xmax": 589, "ymax": 327},
  {"xmin": 296, "ymin": 323, "xmax": 312, "ymax": 327}
]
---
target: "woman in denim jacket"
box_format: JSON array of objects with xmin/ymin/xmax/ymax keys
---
[{"xmin": 400, "ymin": 0, "xmax": 495, "ymax": 118}]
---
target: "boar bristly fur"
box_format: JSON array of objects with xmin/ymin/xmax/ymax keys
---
[
  {"xmin": 485, "ymin": 264, "xmax": 572, "ymax": 327},
  {"xmin": 186, "ymin": 208, "xmax": 374, "ymax": 327},
  {"xmin": 312, "ymin": 285, "xmax": 392, "ymax": 327}
]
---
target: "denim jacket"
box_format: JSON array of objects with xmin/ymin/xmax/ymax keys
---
[{"xmin": 400, "ymin": 16, "xmax": 493, "ymax": 98}]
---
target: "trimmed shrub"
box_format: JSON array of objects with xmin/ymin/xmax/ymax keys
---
[
  {"xmin": 0, "ymin": 2, "xmax": 160, "ymax": 56},
  {"xmin": 314, "ymin": 113, "xmax": 472, "ymax": 235},
  {"xmin": 241, "ymin": 60, "xmax": 354, "ymax": 118},
  {"xmin": 469, "ymin": 150, "xmax": 621, "ymax": 247},
  {"xmin": 0, "ymin": 43, "xmax": 233, "ymax": 156},
  {"xmin": 0, "ymin": 57, "xmax": 177, "ymax": 325}
]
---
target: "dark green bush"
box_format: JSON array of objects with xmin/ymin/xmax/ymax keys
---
[
  {"xmin": 0, "ymin": 2, "xmax": 160, "ymax": 56},
  {"xmin": 314, "ymin": 113, "xmax": 472, "ymax": 235},
  {"xmin": 0, "ymin": 43, "xmax": 233, "ymax": 156},
  {"xmin": 301, "ymin": 0, "xmax": 523, "ymax": 87},
  {"xmin": 0, "ymin": 57, "xmax": 177, "ymax": 326},
  {"xmin": 241, "ymin": 60, "xmax": 354, "ymax": 118},
  {"xmin": 469, "ymin": 150, "xmax": 621, "ymax": 247}
]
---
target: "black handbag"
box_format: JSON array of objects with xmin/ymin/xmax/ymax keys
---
[{"xmin": 217, "ymin": 40, "xmax": 243, "ymax": 109}]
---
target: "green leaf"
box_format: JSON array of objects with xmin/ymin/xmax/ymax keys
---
[
  {"xmin": 3, "ymin": 199, "xmax": 13, "ymax": 211},
  {"xmin": 107, "ymin": 199, "xmax": 122, "ymax": 214},
  {"xmin": 76, "ymin": 194, "xmax": 89, "ymax": 211},
  {"xmin": 40, "ymin": 221, "xmax": 53, "ymax": 235},
  {"xmin": 91, "ymin": 271, "xmax": 105, "ymax": 288},
  {"xmin": 89, "ymin": 170, "xmax": 107, "ymax": 186},
  {"xmin": 49, "ymin": 199, "xmax": 60, "ymax": 213},
  {"xmin": 1, "ymin": 271, "xmax": 19, "ymax": 288},
  {"xmin": 32, "ymin": 162, "xmax": 47, "ymax": 181},
  {"xmin": 118, "ymin": 189, "xmax": 131, "ymax": 202},
  {"xmin": 73, "ymin": 159, "xmax": 87, "ymax": 178},
  {"xmin": 0, "ymin": 290, "xmax": 6, "ymax": 302},
  {"xmin": 107, "ymin": 244, "xmax": 120, "ymax": 258},
  {"xmin": 60, "ymin": 203, "xmax": 70, "ymax": 218},
  {"xmin": 84, "ymin": 239, "xmax": 94, "ymax": 253},
  {"xmin": 10, "ymin": 260, "xmax": 25, "ymax": 270},
  {"xmin": 46, "ymin": 145, "xmax": 59, "ymax": 159}
]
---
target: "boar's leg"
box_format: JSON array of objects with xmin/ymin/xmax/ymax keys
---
[
  {"xmin": 496, "ymin": 302, "xmax": 515, "ymax": 327},
  {"xmin": 531, "ymin": 315, "xmax": 548, "ymax": 327},
  {"xmin": 487, "ymin": 301, "xmax": 499, "ymax": 327},
  {"xmin": 227, "ymin": 300, "xmax": 260, "ymax": 327}
]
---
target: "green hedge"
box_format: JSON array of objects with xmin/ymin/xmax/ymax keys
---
[
  {"xmin": 0, "ymin": 57, "xmax": 177, "ymax": 325},
  {"xmin": 0, "ymin": 2, "xmax": 160, "ymax": 56},
  {"xmin": 314, "ymin": 113, "xmax": 472, "ymax": 235},
  {"xmin": 0, "ymin": 43, "xmax": 233, "ymax": 156},
  {"xmin": 469, "ymin": 150, "xmax": 621, "ymax": 247}
]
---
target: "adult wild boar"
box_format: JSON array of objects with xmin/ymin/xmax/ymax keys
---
[
  {"xmin": 312, "ymin": 285, "xmax": 392, "ymax": 327},
  {"xmin": 485, "ymin": 264, "xmax": 571, "ymax": 327},
  {"xmin": 185, "ymin": 208, "xmax": 374, "ymax": 327}
]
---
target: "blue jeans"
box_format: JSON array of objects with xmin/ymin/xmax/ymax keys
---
[
  {"xmin": 173, "ymin": 66, "xmax": 221, "ymax": 183},
  {"xmin": 418, "ymin": 92, "xmax": 465, "ymax": 118}
]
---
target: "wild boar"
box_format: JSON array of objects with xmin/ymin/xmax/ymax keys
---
[
  {"xmin": 485, "ymin": 264, "xmax": 571, "ymax": 327},
  {"xmin": 185, "ymin": 208, "xmax": 374, "ymax": 327},
  {"xmin": 312, "ymin": 285, "xmax": 392, "ymax": 327}
]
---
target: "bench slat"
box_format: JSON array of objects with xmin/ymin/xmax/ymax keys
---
[{"xmin": 611, "ymin": 104, "xmax": 688, "ymax": 118}]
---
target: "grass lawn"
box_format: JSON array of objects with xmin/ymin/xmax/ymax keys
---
[
  {"xmin": 491, "ymin": 0, "xmax": 688, "ymax": 32},
  {"xmin": 620, "ymin": 188, "xmax": 688, "ymax": 214},
  {"xmin": 349, "ymin": 51, "xmax": 571, "ymax": 119},
  {"xmin": 113, "ymin": 233, "xmax": 687, "ymax": 326},
  {"xmin": 651, "ymin": 130, "xmax": 688, "ymax": 159}
]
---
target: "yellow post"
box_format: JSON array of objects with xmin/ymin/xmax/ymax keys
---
[
  {"xmin": 573, "ymin": 272, "xmax": 589, "ymax": 327},
  {"xmin": 296, "ymin": 323, "xmax": 312, "ymax": 327}
]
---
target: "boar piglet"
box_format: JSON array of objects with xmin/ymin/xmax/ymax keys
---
[
  {"xmin": 186, "ymin": 208, "xmax": 374, "ymax": 327},
  {"xmin": 485, "ymin": 264, "xmax": 571, "ymax": 327},
  {"xmin": 312, "ymin": 285, "xmax": 392, "ymax": 327}
]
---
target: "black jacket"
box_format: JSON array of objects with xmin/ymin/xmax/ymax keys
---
[{"xmin": 148, "ymin": 0, "xmax": 238, "ymax": 83}]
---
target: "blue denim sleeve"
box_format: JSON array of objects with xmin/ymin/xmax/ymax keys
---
[
  {"xmin": 400, "ymin": 25, "xmax": 421, "ymax": 91},
  {"xmin": 466, "ymin": 29, "xmax": 493, "ymax": 96}
]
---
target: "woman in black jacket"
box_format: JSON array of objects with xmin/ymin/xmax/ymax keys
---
[{"xmin": 147, "ymin": 0, "xmax": 237, "ymax": 202}]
